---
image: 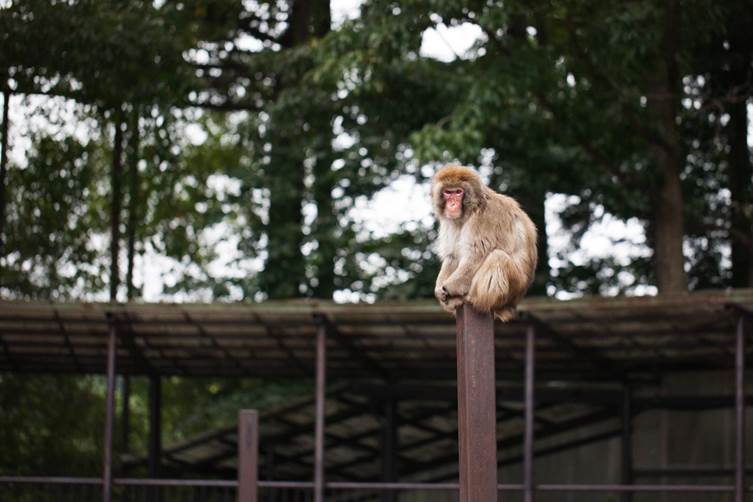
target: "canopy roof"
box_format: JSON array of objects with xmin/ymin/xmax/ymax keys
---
[
  {"xmin": 0, "ymin": 289, "xmax": 750, "ymax": 381},
  {"xmin": 2, "ymin": 290, "xmax": 751, "ymax": 483}
]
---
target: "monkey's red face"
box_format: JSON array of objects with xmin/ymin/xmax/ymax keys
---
[{"xmin": 443, "ymin": 187, "xmax": 464, "ymax": 219}]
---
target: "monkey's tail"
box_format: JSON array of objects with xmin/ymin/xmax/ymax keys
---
[{"xmin": 468, "ymin": 249, "xmax": 527, "ymax": 320}]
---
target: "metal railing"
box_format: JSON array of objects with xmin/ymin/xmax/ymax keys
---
[{"xmin": 0, "ymin": 310, "xmax": 748, "ymax": 502}]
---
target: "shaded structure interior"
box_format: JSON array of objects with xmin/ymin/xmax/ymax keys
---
[{"xmin": 0, "ymin": 289, "xmax": 751, "ymax": 500}]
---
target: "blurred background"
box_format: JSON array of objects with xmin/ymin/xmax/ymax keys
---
[
  {"xmin": 2, "ymin": 0, "xmax": 751, "ymax": 306},
  {"xmin": 0, "ymin": 0, "xmax": 751, "ymax": 496}
]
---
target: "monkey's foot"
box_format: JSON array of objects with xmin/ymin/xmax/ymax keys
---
[{"xmin": 493, "ymin": 306, "xmax": 517, "ymax": 322}]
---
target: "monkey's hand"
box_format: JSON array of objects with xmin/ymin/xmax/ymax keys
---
[
  {"xmin": 435, "ymin": 284, "xmax": 465, "ymax": 315},
  {"xmin": 435, "ymin": 285, "xmax": 449, "ymax": 304},
  {"xmin": 440, "ymin": 278, "xmax": 470, "ymax": 300},
  {"xmin": 442, "ymin": 295, "xmax": 465, "ymax": 315}
]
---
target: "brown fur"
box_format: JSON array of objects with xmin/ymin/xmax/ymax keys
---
[{"xmin": 432, "ymin": 165, "xmax": 537, "ymax": 321}]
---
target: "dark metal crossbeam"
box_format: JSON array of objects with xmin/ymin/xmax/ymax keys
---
[
  {"xmin": 526, "ymin": 314, "xmax": 625, "ymax": 381},
  {"xmin": 0, "ymin": 331, "xmax": 15, "ymax": 370},
  {"xmin": 411, "ymin": 406, "xmax": 618, "ymax": 476},
  {"xmin": 119, "ymin": 315, "xmax": 157, "ymax": 376},
  {"xmin": 253, "ymin": 312, "xmax": 310, "ymax": 376},
  {"xmin": 318, "ymin": 315, "xmax": 391, "ymax": 381},
  {"xmin": 183, "ymin": 312, "xmax": 244, "ymax": 370},
  {"xmin": 53, "ymin": 308, "xmax": 82, "ymax": 372}
]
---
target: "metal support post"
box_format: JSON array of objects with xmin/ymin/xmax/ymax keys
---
[
  {"xmin": 121, "ymin": 376, "xmax": 131, "ymax": 453},
  {"xmin": 381, "ymin": 398, "xmax": 399, "ymax": 502},
  {"xmin": 314, "ymin": 323, "xmax": 327, "ymax": 502},
  {"xmin": 622, "ymin": 385, "xmax": 634, "ymax": 502},
  {"xmin": 456, "ymin": 304, "xmax": 498, "ymax": 502},
  {"xmin": 102, "ymin": 316, "xmax": 118, "ymax": 502},
  {"xmin": 524, "ymin": 323, "xmax": 536, "ymax": 502},
  {"xmin": 147, "ymin": 375, "xmax": 162, "ymax": 502},
  {"xmin": 735, "ymin": 314, "xmax": 746, "ymax": 502},
  {"xmin": 238, "ymin": 410, "xmax": 259, "ymax": 502}
]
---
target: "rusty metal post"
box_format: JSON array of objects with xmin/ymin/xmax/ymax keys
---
[
  {"xmin": 238, "ymin": 410, "xmax": 259, "ymax": 502},
  {"xmin": 621, "ymin": 385, "xmax": 633, "ymax": 502},
  {"xmin": 381, "ymin": 397, "xmax": 398, "ymax": 502},
  {"xmin": 524, "ymin": 323, "xmax": 535, "ymax": 502},
  {"xmin": 148, "ymin": 375, "xmax": 162, "ymax": 479},
  {"xmin": 121, "ymin": 376, "xmax": 131, "ymax": 453},
  {"xmin": 102, "ymin": 316, "xmax": 118, "ymax": 502},
  {"xmin": 314, "ymin": 323, "xmax": 327, "ymax": 502},
  {"xmin": 735, "ymin": 314, "xmax": 746, "ymax": 502},
  {"xmin": 147, "ymin": 375, "xmax": 162, "ymax": 502},
  {"xmin": 456, "ymin": 304, "xmax": 497, "ymax": 502}
]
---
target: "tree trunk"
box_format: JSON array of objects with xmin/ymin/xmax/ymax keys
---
[
  {"xmin": 311, "ymin": 0, "xmax": 335, "ymax": 299},
  {"xmin": 0, "ymin": 90, "xmax": 10, "ymax": 254},
  {"xmin": 126, "ymin": 110, "xmax": 140, "ymax": 300},
  {"xmin": 110, "ymin": 117, "xmax": 124, "ymax": 303},
  {"xmin": 727, "ymin": 98, "xmax": 753, "ymax": 286},
  {"xmin": 262, "ymin": 146, "xmax": 306, "ymax": 299},
  {"xmin": 312, "ymin": 152, "xmax": 336, "ymax": 298},
  {"xmin": 504, "ymin": 13, "xmax": 550, "ymax": 295},
  {"xmin": 280, "ymin": 0, "xmax": 312, "ymax": 47},
  {"xmin": 517, "ymin": 187, "xmax": 549, "ymax": 296},
  {"xmin": 261, "ymin": 0, "xmax": 331, "ymax": 299},
  {"xmin": 647, "ymin": 0, "xmax": 688, "ymax": 293}
]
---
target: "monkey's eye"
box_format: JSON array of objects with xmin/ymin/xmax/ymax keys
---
[{"xmin": 443, "ymin": 188, "xmax": 464, "ymax": 196}]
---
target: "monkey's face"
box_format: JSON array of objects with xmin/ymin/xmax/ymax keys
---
[{"xmin": 443, "ymin": 187, "xmax": 464, "ymax": 219}]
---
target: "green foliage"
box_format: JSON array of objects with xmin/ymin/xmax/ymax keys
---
[
  {"xmin": 0, "ymin": 1, "xmax": 749, "ymax": 297},
  {"xmin": 159, "ymin": 377, "xmax": 310, "ymax": 445},
  {"xmin": 1, "ymin": 132, "xmax": 107, "ymax": 299},
  {"xmin": 0, "ymin": 374, "xmax": 105, "ymax": 475}
]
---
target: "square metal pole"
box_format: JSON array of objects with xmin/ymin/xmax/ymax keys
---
[
  {"xmin": 314, "ymin": 323, "xmax": 327, "ymax": 502},
  {"xmin": 524, "ymin": 323, "xmax": 535, "ymax": 502},
  {"xmin": 381, "ymin": 397, "xmax": 399, "ymax": 502},
  {"xmin": 238, "ymin": 410, "xmax": 259, "ymax": 502},
  {"xmin": 621, "ymin": 385, "xmax": 634, "ymax": 502},
  {"xmin": 148, "ymin": 375, "xmax": 162, "ymax": 479},
  {"xmin": 102, "ymin": 317, "xmax": 118, "ymax": 502},
  {"xmin": 735, "ymin": 314, "xmax": 746, "ymax": 502},
  {"xmin": 121, "ymin": 376, "xmax": 131, "ymax": 453},
  {"xmin": 456, "ymin": 304, "xmax": 497, "ymax": 502},
  {"xmin": 147, "ymin": 375, "xmax": 162, "ymax": 502}
]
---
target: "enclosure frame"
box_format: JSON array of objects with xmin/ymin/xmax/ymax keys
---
[{"xmin": 0, "ymin": 292, "xmax": 750, "ymax": 501}]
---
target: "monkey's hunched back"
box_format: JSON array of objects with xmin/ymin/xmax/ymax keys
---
[{"xmin": 432, "ymin": 165, "xmax": 537, "ymax": 321}]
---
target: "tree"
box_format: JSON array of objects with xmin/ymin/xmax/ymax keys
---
[{"xmin": 0, "ymin": 132, "xmax": 107, "ymax": 299}]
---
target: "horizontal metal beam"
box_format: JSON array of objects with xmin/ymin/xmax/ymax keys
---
[{"xmin": 1, "ymin": 477, "xmax": 751, "ymax": 493}]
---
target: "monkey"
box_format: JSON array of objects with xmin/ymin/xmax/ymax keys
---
[{"xmin": 431, "ymin": 165, "xmax": 538, "ymax": 321}]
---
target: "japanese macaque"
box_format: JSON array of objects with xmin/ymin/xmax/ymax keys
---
[{"xmin": 432, "ymin": 165, "xmax": 537, "ymax": 321}]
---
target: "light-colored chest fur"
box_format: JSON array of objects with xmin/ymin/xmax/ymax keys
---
[{"xmin": 437, "ymin": 219, "xmax": 468, "ymax": 260}]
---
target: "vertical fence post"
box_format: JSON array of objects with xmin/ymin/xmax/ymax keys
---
[
  {"xmin": 381, "ymin": 397, "xmax": 398, "ymax": 502},
  {"xmin": 456, "ymin": 304, "xmax": 497, "ymax": 502},
  {"xmin": 147, "ymin": 375, "xmax": 162, "ymax": 502},
  {"xmin": 314, "ymin": 322, "xmax": 327, "ymax": 502},
  {"xmin": 735, "ymin": 314, "xmax": 746, "ymax": 502},
  {"xmin": 102, "ymin": 315, "xmax": 118, "ymax": 502},
  {"xmin": 621, "ymin": 385, "xmax": 633, "ymax": 502},
  {"xmin": 238, "ymin": 410, "xmax": 259, "ymax": 502},
  {"xmin": 524, "ymin": 323, "xmax": 535, "ymax": 502},
  {"xmin": 121, "ymin": 376, "xmax": 131, "ymax": 453}
]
